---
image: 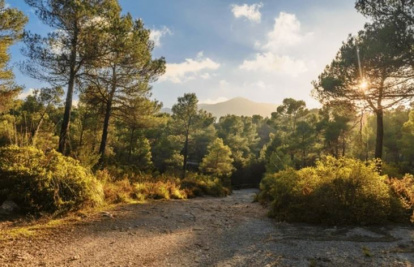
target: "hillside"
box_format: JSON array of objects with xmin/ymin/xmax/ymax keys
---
[
  {"xmin": 161, "ymin": 97, "xmax": 278, "ymax": 118},
  {"xmin": 198, "ymin": 97, "xmax": 278, "ymax": 118}
]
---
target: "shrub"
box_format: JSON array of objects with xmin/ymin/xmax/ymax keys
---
[
  {"xmin": 257, "ymin": 168, "xmax": 298, "ymax": 205},
  {"xmin": 0, "ymin": 146, "xmax": 104, "ymax": 214},
  {"xmin": 181, "ymin": 174, "xmax": 230, "ymax": 197},
  {"xmin": 103, "ymin": 179, "xmax": 135, "ymax": 204},
  {"xmin": 258, "ymin": 156, "xmax": 394, "ymax": 225},
  {"xmin": 387, "ymin": 174, "xmax": 414, "ymax": 222},
  {"xmin": 133, "ymin": 180, "xmax": 187, "ymax": 200}
]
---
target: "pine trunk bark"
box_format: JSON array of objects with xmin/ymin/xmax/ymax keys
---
[
  {"xmin": 58, "ymin": 24, "xmax": 78, "ymax": 154},
  {"xmin": 182, "ymin": 130, "xmax": 189, "ymax": 179},
  {"xmin": 98, "ymin": 93, "xmax": 114, "ymax": 166},
  {"xmin": 375, "ymin": 109, "xmax": 384, "ymax": 159},
  {"xmin": 98, "ymin": 67, "xmax": 117, "ymax": 167}
]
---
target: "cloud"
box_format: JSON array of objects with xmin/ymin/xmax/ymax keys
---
[
  {"xmin": 150, "ymin": 26, "xmax": 172, "ymax": 47},
  {"xmin": 18, "ymin": 88, "xmax": 35, "ymax": 100},
  {"xmin": 231, "ymin": 3, "xmax": 263, "ymax": 23},
  {"xmin": 200, "ymin": 73, "xmax": 211, "ymax": 80},
  {"xmin": 240, "ymin": 52, "xmax": 307, "ymax": 76},
  {"xmin": 219, "ymin": 80, "xmax": 230, "ymax": 88},
  {"xmin": 239, "ymin": 12, "xmax": 312, "ymax": 77},
  {"xmin": 82, "ymin": 16, "xmax": 109, "ymax": 29},
  {"xmin": 160, "ymin": 53, "xmax": 221, "ymax": 84},
  {"xmin": 200, "ymin": 97, "xmax": 229, "ymax": 104},
  {"xmin": 261, "ymin": 12, "xmax": 312, "ymax": 52}
]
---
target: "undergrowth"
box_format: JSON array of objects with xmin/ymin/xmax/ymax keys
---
[{"xmin": 257, "ymin": 156, "xmax": 414, "ymax": 225}]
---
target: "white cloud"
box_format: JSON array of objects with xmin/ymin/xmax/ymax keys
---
[
  {"xmin": 150, "ymin": 26, "xmax": 172, "ymax": 47},
  {"xmin": 239, "ymin": 12, "xmax": 312, "ymax": 77},
  {"xmin": 18, "ymin": 88, "xmax": 35, "ymax": 100},
  {"xmin": 219, "ymin": 80, "xmax": 230, "ymax": 88},
  {"xmin": 254, "ymin": 80, "xmax": 266, "ymax": 89},
  {"xmin": 240, "ymin": 52, "xmax": 307, "ymax": 76},
  {"xmin": 200, "ymin": 73, "xmax": 211, "ymax": 80},
  {"xmin": 262, "ymin": 12, "xmax": 312, "ymax": 52},
  {"xmin": 50, "ymin": 30, "xmax": 71, "ymax": 56},
  {"xmin": 231, "ymin": 3, "xmax": 263, "ymax": 23},
  {"xmin": 200, "ymin": 97, "xmax": 229, "ymax": 104},
  {"xmin": 160, "ymin": 53, "xmax": 221, "ymax": 84},
  {"xmin": 82, "ymin": 16, "xmax": 109, "ymax": 29}
]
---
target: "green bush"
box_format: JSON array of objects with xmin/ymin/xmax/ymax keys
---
[
  {"xmin": 258, "ymin": 156, "xmax": 395, "ymax": 225},
  {"xmin": 0, "ymin": 146, "xmax": 104, "ymax": 214}
]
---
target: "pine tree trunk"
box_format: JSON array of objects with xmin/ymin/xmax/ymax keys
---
[
  {"xmin": 98, "ymin": 95, "xmax": 113, "ymax": 166},
  {"xmin": 58, "ymin": 24, "xmax": 78, "ymax": 154},
  {"xmin": 30, "ymin": 113, "xmax": 45, "ymax": 146},
  {"xmin": 375, "ymin": 109, "xmax": 384, "ymax": 159},
  {"xmin": 182, "ymin": 114, "xmax": 193, "ymax": 179},
  {"xmin": 182, "ymin": 130, "xmax": 189, "ymax": 179},
  {"xmin": 98, "ymin": 66, "xmax": 117, "ymax": 167},
  {"xmin": 128, "ymin": 128, "xmax": 135, "ymax": 162}
]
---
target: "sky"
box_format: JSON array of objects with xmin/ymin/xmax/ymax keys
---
[{"xmin": 8, "ymin": 0, "xmax": 368, "ymax": 108}]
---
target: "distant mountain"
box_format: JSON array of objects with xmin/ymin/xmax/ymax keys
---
[
  {"xmin": 160, "ymin": 97, "xmax": 279, "ymax": 118},
  {"xmin": 199, "ymin": 97, "xmax": 278, "ymax": 118},
  {"xmin": 161, "ymin": 107, "xmax": 172, "ymax": 114}
]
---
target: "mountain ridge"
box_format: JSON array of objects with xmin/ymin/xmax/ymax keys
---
[{"xmin": 162, "ymin": 97, "xmax": 278, "ymax": 118}]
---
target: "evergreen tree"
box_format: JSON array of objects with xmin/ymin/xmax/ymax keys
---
[
  {"xmin": 171, "ymin": 93, "xmax": 214, "ymax": 178},
  {"xmin": 82, "ymin": 15, "xmax": 165, "ymax": 166},
  {"xmin": 313, "ymin": 21, "xmax": 414, "ymax": 159},
  {"xmin": 200, "ymin": 138, "xmax": 234, "ymax": 177},
  {"xmin": 0, "ymin": 0, "xmax": 27, "ymax": 113},
  {"xmin": 22, "ymin": 0, "xmax": 121, "ymax": 154}
]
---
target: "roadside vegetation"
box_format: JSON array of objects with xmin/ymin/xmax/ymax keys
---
[{"xmin": 257, "ymin": 156, "xmax": 414, "ymax": 225}]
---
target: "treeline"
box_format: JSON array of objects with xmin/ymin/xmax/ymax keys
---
[{"xmin": 3, "ymin": 90, "xmax": 414, "ymax": 182}]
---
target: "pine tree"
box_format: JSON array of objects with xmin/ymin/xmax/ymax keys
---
[
  {"xmin": 0, "ymin": 0, "xmax": 27, "ymax": 113},
  {"xmin": 22, "ymin": 0, "xmax": 120, "ymax": 154},
  {"xmin": 171, "ymin": 93, "xmax": 214, "ymax": 178},
  {"xmin": 200, "ymin": 138, "xmax": 234, "ymax": 177},
  {"xmin": 82, "ymin": 14, "xmax": 165, "ymax": 166}
]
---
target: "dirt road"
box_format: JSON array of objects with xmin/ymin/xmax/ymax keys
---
[{"xmin": 1, "ymin": 189, "xmax": 414, "ymax": 266}]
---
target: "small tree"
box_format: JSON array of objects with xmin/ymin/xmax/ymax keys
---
[
  {"xmin": 200, "ymin": 138, "xmax": 234, "ymax": 177},
  {"xmin": 0, "ymin": 0, "xmax": 27, "ymax": 113},
  {"xmin": 171, "ymin": 93, "xmax": 214, "ymax": 178},
  {"xmin": 20, "ymin": 87, "xmax": 63, "ymax": 146}
]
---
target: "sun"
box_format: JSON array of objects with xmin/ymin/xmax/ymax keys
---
[{"xmin": 360, "ymin": 79, "xmax": 369, "ymax": 90}]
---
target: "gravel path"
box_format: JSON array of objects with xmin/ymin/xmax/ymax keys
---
[{"xmin": 1, "ymin": 189, "xmax": 414, "ymax": 266}]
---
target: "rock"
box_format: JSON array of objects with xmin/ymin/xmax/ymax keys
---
[
  {"xmin": 101, "ymin": 211, "xmax": 113, "ymax": 218},
  {"xmin": 346, "ymin": 227, "xmax": 384, "ymax": 238},
  {"xmin": 69, "ymin": 255, "xmax": 81, "ymax": 261},
  {"xmin": 77, "ymin": 212, "xmax": 87, "ymax": 219},
  {"xmin": 1, "ymin": 200, "xmax": 20, "ymax": 213}
]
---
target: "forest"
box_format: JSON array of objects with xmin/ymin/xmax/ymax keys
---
[{"xmin": 0, "ymin": 0, "xmax": 413, "ymax": 227}]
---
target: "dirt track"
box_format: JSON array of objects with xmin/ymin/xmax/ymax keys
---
[{"xmin": 1, "ymin": 189, "xmax": 414, "ymax": 266}]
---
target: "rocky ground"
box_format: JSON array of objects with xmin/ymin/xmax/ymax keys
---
[{"xmin": 1, "ymin": 189, "xmax": 414, "ymax": 266}]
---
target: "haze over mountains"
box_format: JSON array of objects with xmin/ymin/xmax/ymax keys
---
[{"xmin": 162, "ymin": 97, "xmax": 278, "ymax": 118}]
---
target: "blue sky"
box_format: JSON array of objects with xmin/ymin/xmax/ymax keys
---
[{"xmin": 8, "ymin": 0, "xmax": 368, "ymax": 108}]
